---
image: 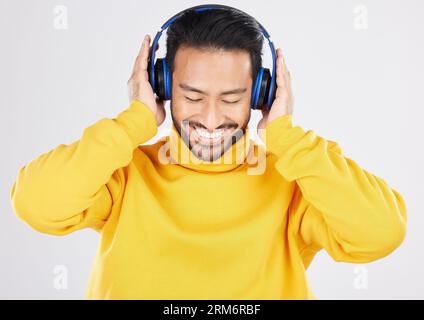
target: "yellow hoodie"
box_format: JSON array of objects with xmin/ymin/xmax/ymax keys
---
[{"xmin": 10, "ymin": 100, "xmax": 407, "ymax": 299}]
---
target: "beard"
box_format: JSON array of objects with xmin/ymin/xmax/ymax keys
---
[{"xmin": 170, "ymin": 103, "xmax": 251, "ymax": 162}]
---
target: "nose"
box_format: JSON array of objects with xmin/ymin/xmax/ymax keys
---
[{"xmin": 200, "ymin": 101, "xmax": 225, "ymax": 131}]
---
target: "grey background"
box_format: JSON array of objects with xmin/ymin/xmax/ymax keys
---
[{"xmin": 1, "ymin": 0, "xmax": 423, "ymax": 299}]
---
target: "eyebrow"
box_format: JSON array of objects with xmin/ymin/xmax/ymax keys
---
[{"xmin": 178, "ymin": 83, "xmax": 247, "ymax": 95}]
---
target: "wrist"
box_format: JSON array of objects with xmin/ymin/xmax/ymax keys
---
[{"xmin": 115, "ymin": 100, "xmax": 158, "ymax": 149}]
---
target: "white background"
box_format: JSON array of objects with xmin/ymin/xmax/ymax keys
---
[{"xmin": 0, "ymin": 0, "xmax": 423, "ymax": 299}]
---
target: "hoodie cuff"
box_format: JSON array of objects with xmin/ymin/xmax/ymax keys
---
[
  {"xmin": 264, "ymin": 114, "xmax": 305, "ymax": 158},
  {"xmin": 114, "ymin": 100, "xmax": 158, "ymax": 149}
]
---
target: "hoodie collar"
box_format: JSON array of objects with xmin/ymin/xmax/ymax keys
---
[{"xmin": 164, "ymin": 123, "xmax": 252, "ymax": 173}]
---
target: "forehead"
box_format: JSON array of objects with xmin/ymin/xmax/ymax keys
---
[{"xmin": 173, "ymin": 46, "xmax": 252, "ymax": 87}]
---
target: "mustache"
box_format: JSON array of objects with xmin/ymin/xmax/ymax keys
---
[{"xmin": 182, "ymin": 119, "xmax": 238, "ymax": 131}]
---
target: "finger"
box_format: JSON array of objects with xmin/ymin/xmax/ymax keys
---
[
  {"xmin": 257, "ymin": 117, "xmax": 266, "ymax": 140},
  {"xmin": 286, "ymin": 69, "xmax": 292, "ymax": 95},
  {"xmin": 275, "ymin": 49, "xmax": 287, "ymax": 91},
  {"xmin": 261, "ymin": 105, "xmax": 269, "ymax": 118},
  {"xmin": 280, "ymin": 50, "xmax": 288, "ymax": 75},
  {"xmin": 156, "ymin": 97, "xmax": 166, "ymax": 125},
  {"xmin": 139, "ymin": 36, "xmax": 160, "ymax": 77},
  {"xmin": 156, "ymin": 95, "xmax": 164, "ymax": 106},
  {"xmin": 277, "ymin": 49, "xmax": 288, "ymax": 80},
  {"xmin": 280, "ymin": 50, "xmax": 292, "ymax": 94},
  {"xmin": 282, "ymin": 54, "xmax": 293, "ymax": 94},
  {"xmin": 139, "ymin": 34, "xmax": 151, "ymax": 73},
  {"xmin": 130, "ymin": 34, "xmax": 149, "ymax": 78}
]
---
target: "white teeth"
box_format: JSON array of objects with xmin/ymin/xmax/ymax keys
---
[{"xmin": 194, "ymin": 127, "xmax": 224, "ymax": 139}]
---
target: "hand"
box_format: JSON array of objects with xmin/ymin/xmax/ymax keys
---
[
  {"xmin": 257, "ymin": 48, "xmax": 294, "ymax": 141},
  {"xmin": 127, "ymin": 34, "xmax": 166, "ymax": 126}
]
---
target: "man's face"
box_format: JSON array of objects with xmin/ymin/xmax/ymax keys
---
[{"xmin": 170, "ymin": 45, "xmax": 252, "ymax": 162}]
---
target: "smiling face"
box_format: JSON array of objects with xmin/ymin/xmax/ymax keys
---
[{"xmin": 170, "ymin": 45, "xmax": 253, "ymax": 162}]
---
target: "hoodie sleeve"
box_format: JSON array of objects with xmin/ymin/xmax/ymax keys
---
[
  {"xmin": 10, "ymin": 100, "xmax": 157, "ymax": 236},
  {"xmin": 264, "ymin": 114, "xmax": 407, "ymax": 263}
]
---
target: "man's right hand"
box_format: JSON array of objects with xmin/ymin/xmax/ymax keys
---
[{"xmin": 127, "ymin": 34, "xmax": 166, "ymax": 126}]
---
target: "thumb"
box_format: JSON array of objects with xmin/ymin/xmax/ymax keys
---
[
  {"xmin": 257, "ymin": 117, "xmax": 266, "ymax": 141},
  {"xmin": 155, "ymin": 97, "xmax": 166, "ymax": 126}
]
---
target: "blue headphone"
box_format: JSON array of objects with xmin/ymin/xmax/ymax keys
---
[{"xmin": 148, "ymin": 4, "xmax": 277, "ymax": 111}]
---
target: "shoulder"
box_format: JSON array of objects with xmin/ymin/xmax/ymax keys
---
[
  {"xmin": 244, "ymin": 138, "xmax": 279, "ymax": 173},
  {"xmin": 133, "ymin": 135, "xmax": 169, "ymax": 164}
]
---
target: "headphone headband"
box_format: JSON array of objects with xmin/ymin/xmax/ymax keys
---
[{"xmin": 149, "ymin": 4, "xmax": 277, "ymax": 110}]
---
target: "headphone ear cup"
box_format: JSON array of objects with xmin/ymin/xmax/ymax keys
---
[
  {"xmin": 153, "ymin": 58, "xmax": 172, "ymax": 101},
  {"xmin": 251, "ymin": 68, "xmax": 263, "ymax": 110},
  {"xmin": 153, "ymin": 58, "xmax": 166, "ymax": 100},
  {"xmin": 163, "ymin": 58, "xmax": 172, "ymax": 100},
  {"xmin": 256, "ymin": 68, "xmax": 271, "ymax": 110}
]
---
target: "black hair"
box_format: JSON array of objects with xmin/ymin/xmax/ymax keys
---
[{"xmin": 165, "ymin": 7, "xmax": 264, "ymax": 82}]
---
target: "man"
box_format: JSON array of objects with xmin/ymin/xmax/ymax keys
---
[{"xmin": 10, "ymin": 8, "xmax": 407, "ymax": 299}]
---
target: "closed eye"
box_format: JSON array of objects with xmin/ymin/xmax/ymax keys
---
[
  {"xmin": 185, "ymin": 96, "xmax": 240, "ymax": 104},
  {"xmin": 185, "ymin": 96, "xmax": 202, "ymax": 102}
]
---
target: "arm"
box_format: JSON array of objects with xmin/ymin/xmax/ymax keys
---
[
  {"xmin": 11, "ymin": 34, "xmax": 164, "ymax": 236},
  {"xmin": 10, "ymin": 100, "xmax": 157, "ymax": 236},
  {"xmin": 265, "ymin": 114, "xmax": 407, "ymax": 263}
]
